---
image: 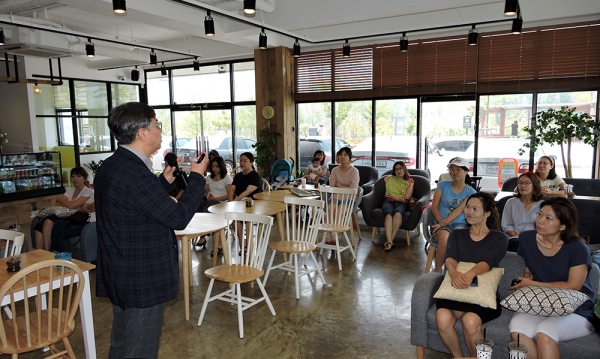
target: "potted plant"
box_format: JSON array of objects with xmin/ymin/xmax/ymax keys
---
[
  {"xmin": 84, "ymin": 160, "xmax": 104, "ymax": 177},
  {"xmin": 252, "ymin": 129, "xmax": 281, "ymax": 177},
  {"xmin": 518, "ymin": 106, "xmax": 600, "ymax": 178}
]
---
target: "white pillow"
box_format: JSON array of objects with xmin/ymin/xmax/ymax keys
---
[
  {"xmin": 433, "ymin": 262, "xmax": 504, "ymax": 309},
  {"xmin": 500, "ymin": 286, "xmax": 589, "ymax": 316}
]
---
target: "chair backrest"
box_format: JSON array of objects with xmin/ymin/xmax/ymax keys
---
[
  {"xmin": 319, "ymin": 186, "xmax": 358, "ymax": 228},
  {"xmin": 225, "ymin": 212, "xmax": 274, "ymax": 269},
  {"xmin": 0, "ymin": 259, "xmax": 84, "ymax": 354},
  {"xmin": 382, "ymin": 168, "xmax": 430, "ymax": 180},
  {"xmin": 422, "ymin": 206, "xmax": 434, "ymax": 243},
  {"xmin": 262, "ymin": 178, "xmax": 271, "ymax": 193},
  {"xmin": 283, "ymin": 197, "xmax": 324, "ymax": 245},
  {"xmin": 231, "ymin": 165, "xmax": 240, "ymax": 177},
  {"xmin": 0, "ymin": 230, "xmax": 25, "ymax": 258},
  {"xmin": 495, "ymin": 195, "xmax": 512, "ymax": 223},
  {"xmin": 353, "ymin": 165, "xmax": 379, "ymax": 187},
  {"xmin": 501, "ymin": 176, "xmax": 518, "ymax": 192},
  {"xmin": 353, "ymin": 186, "xmax": 364, "ymax": 213}
]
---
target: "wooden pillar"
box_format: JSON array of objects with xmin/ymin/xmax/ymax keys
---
[{"xmin": 254, "ymin": 46, "xmax": 295, "ymax": 173}]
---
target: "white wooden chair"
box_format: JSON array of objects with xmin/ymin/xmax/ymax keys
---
[
  {"xmin": 198, "ymin": 212, "xmax": 275, "ymax": 339},
  {"xmin": 0, "ymin": 229, "xmax": 25, "ymax": 319},
  {"xmin": 315, "ymin": 186, "xmax": 358, "ymax": 271},
  {"xmin": 264, "ymin": 197, "xmax": 326, "ymax": 299},
  {"xmin": 0, "ymin": 259, "xmax": 85, "ymax": 358}
]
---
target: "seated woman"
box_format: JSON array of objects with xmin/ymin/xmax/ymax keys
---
[
  {"xmin": 382, "ymin": 161, "xmax": 414, "ymax": 252},
  {"xmin": 34, "ymin": 166, "xmax": 93, "ymax": 251},
  {"xmin": 502, "ymin": 172, "xmax": 544, "ymax": 252},
  {"xmin": 229, "ymin": 152, "xmax": 263, "ymax": 201},
  {"xmin": 436, "ymin": 192, "xmax": 509, "ymax": 358},
  {"xmin": 509, "ymin": 197, "xmax": 595, "ymax": 359},
  {"xmin": 326, "ymin": 147, "xmax": 359, "ymax": 245},
  {"xmin": 430, "ymin": 157, "xmax": 477, "ymax": 272},
  {"xmin": 536, "ymin": 155, "xmax": 565, "ymax": 197},
  {"xmin": 50, "ymin": 197, "xmax": 95, "ymax": 253}
]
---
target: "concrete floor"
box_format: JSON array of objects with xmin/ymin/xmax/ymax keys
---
[{"xmin": 10, "ymin": 222, "xmax": 451, "ymax": 359}]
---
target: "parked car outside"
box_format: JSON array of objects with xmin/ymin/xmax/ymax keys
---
[
  {"xmin": 151, "ymin": 136, "xmax": 192, "ymax": 172},
  {"xmin": 298, "ymin": 136, "xmax": 351, "ymax": 170},
  {"xmin": 433, "ymin": 136, "xmax": 474, "ymax": 154},
  {"xmin": 352, "ymin": 136, "xmax": 417, "ymax": 177},
  {"xmin": 177, "ymin": 136, "xmax": 256, "ymax": 173}
]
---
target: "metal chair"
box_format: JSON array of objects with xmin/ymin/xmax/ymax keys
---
[
  {"xmin": 315, "ymin": 186, "xmax": 358, "ymax": 271},
  {"xmin": 198, "ymin": 212, "xmax": 275, "ymax": 339},
  {"xmin": 0, "ymin": 259, "xmax": 85, "ymax": 358},
  {"xmin": 264, "ymin": 197, "xmax": 326, "ymax": 299}
]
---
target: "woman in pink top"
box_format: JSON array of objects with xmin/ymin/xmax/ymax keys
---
[{"xmin": 327, "ymin": 147, "xmax": 360, "ymax": 244}]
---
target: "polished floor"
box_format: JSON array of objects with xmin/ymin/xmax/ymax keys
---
[{"xmin": 11, "ymin": 220, "xmax": 451, "ymax": 359}]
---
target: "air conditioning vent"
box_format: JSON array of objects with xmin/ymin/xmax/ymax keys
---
[{"xmin": 0, "ymin": 43, "xmax": 78, "ymax": 58}]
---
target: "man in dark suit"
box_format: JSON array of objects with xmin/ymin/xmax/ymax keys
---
[{"xmin": 95, "ymin": 102, "xmax": 208, "ymax": 358}]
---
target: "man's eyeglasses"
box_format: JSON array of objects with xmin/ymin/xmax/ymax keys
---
[
  {"xmin": 147, "ymin": 121, "xmax": 162, "ymax": 130},
  {"xmin": 517, "ymin": 181, "xmax": 532, "ymax": 186}
]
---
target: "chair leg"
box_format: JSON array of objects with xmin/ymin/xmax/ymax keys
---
[
  {"xmin": 371, "ymin": 227, "xmax": 376, "ymax": 242},
  {"xmin": 263, "ymin": 249, "xmax": 276, "ymax": 286},
  {"xmin": 309, "ymin": 252, "xmax": 326, "ymax": 285},
  {"xmin": 3, "ymin": 305, "xmax": 12, "ymax": 319},
  {"xmin": 352, "ymin": 213, "xmax": 362, "ymax": 240},
  {"xmin": 63, "ymin": 337, "xmax": 76, "ymax": 359},
  {"xmin": 236, "ymin": 283, "xmax": 244, "ymax": 339},
  {"xmin": 335, "ymin": 233, "xmax": 343, "ymax": 271},
  {"xmin": 256, "ymin": 278, "xmax": 276, "ymax": 316},
  {"xmin": 349, "ymin": 223, "xmax": 355, "ymax": 247},
  {"xmin": 417, "ymin": 346, "xmax": 425, "ymax": 359},
  {"xmin": 198, "ymin": 278, "xmax": 215, "ymax": 326},
  {"xmin": 405, "ymin": 230, "xmax": 411, "ymax": 246},
  {"xmin": 424, "ymin": 245, "xmax": 436, "ymax": 274},
  {"xmin": 293, "ymin": 254, "xmax": 300, "ymax": 300},
  {"xmin": 344, "ymin": 232, "xmax": 357, "ymax": 261}
]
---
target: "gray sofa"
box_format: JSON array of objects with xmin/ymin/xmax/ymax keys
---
[
  {"xmin": 411, "ymin": 251, "xmax": 600, "ymax": 359},
  {"xmin": 30, "ymin": 216, "xmax": 98, "ymax": 263}
]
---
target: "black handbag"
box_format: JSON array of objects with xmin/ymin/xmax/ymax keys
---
[{"xmin": 67, "ymin": 211, "xmax": 90, "ymax": 225}]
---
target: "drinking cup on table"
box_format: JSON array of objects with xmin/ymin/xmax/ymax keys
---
[
  {"xmin": 475, "ymin": 338, "xmax": 494, "ymax": 359},
  {"xmin": 301, "ymin": 178, "xmax": 306, "ymax": 188},
  {"xmin": 55, "ymin": 252, "xmax": 72, "ymax": 270},
  {"xmin": 508, "ymin": 342, "xmax": 528, "ymax": 359}
]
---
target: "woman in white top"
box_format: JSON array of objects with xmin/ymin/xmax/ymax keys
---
[
  {"xmin": 536, "ymin": 155, "xmax": 565, "ymax": 197},
  {"xmin": 502, "ymin": 172, "xmax": 544, "ymax": 251},
  {"xmin": 35, "ymin": 166, "xmax": 94, "ymax": 251}
]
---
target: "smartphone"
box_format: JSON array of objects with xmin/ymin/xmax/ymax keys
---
[
  {"xmin": 196, "ymin": 152, "xmax": 206, "ymax": 164},
  {"xmin": 470, "ymin": 277, "xmax": 478, "ymax": 287}
]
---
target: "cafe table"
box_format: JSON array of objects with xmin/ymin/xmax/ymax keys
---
[
  {"xmin": 254, "ymin": 189, "xmax": 319, "ymax": 202},
  {"xmin": 175, "ymin": 213, "xmax": 228, "ymax": 321},
  {"xmin": 0, "ymin": 249, "xmax": 97, "ymax": 359},
  {"xmin": 278, "ymin": 183, "xmax": 316, "ymax": 190}
]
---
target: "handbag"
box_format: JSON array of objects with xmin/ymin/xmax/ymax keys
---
[
  {"xmin": 67, "ymin": 211, "xmax": 90, "ymax": 225},
  {"xmin": 38, "ymin": 206, "xmax": 77, "ymax": 219}
]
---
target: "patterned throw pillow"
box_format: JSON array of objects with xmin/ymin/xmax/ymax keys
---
[
  {"xmin": 433, "ymin": 262, "xmax": 504, "ymax": 309},
  {"xmin": 500, "ymin": 286, "xmax": 589, "ymax": 316}
]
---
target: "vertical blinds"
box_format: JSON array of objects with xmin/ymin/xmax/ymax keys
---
[{"xmin": 294, "ymin": 21, "xmax": 600, "ymax": 101}]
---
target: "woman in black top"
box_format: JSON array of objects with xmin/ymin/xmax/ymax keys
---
[{"xmin": 229, "ymin": 152, "xmax": 263, "ymax": 201}]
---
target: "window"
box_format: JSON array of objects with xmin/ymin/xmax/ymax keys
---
[
  {"xmin": 297, "ymin": 103, "xmax": 332, "ymax": 169},
  {"xmin": 112, "ymin": 83, "xmax": 139, "ymax": 106},
  {"xmin": 147, "ymin": 71, "xmax": 170, "ymax": 106},
  {"xmin": 172, "ymin": 65, "xmax": 231, "ymax": 104},
  {"xmin": 234, "ymin": 62, "xmax": 255, "ymax": 102}
]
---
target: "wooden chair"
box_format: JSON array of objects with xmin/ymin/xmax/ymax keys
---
[
  {"xmin": 264, "ymin": 197, "xmax": 326, "ymax": 299},
  {"xmin": 262, "ymin": 178, "xmax": 271, "ymax": 193},
  {"xmin": 315, "ymin": 186, "xmax": 358, "ymax": 271},
  {"xmin": 198, "ymin": 212, "xmax": 275, "ymax": 339},
  {"xmin": 0, "ymin": 259, "xmax": 85, "ymax": 358},
  {"xmin": 0, "ymin": 230, "xmax": 25, "ymax": 319},
  {"xmin": 230, "ymin": 165, "xmax": 240, "ymax": 177}
]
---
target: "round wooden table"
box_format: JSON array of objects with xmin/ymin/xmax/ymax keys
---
[
  {"xmin": 254, "ymin": 189, "xmax": 319, "ymax": 202},
  {"xmin": 175, "ymin": 213, "xmax": 228, "ymax": 321}
]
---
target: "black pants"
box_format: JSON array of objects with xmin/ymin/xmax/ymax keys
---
[
  {"xmin": 50, "ymin": 219, "xmax": 84, "ymax": 252},
  {"xmin": 109, "ymin": 303, "xmax": 164, "ymax": 359}
]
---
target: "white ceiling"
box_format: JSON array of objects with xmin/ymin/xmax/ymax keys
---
[{"xmin": 1, "ymin": 0, "xmax": 599, "ymax": 71}]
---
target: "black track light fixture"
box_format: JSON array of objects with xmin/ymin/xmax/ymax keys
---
[
  {"xmin": 204, "ymin": 10, "xmax": 215, "ymax": 36},
  {"xmin": 293, "ymin": 38, "xmax": 301, "ymax": 57},
  {"xmin": 243, "ymin": 0, "xmax": 256, "ymax": 14},
  {"xmin": 400, "ymin": 33, "xmax": 408, "ymax": 52},
  {"xmin": 258, "ymin": 28, "xmax": 267, "ymax": 49},
  {"xmin": 149, "ymin": 49, "xmax": 157, "ymax": 65},
  {"xmin": 85, "ymin": 38, "xmax": 95, "ymax": 58},
  {"xmin": 343, "ymin": 39, "xmax": 350, "ymax": 58},
  {"xmin": 131, "ymin": 66, "xmax": 140, "ymax": 81},
  {"xmin": 193, "ymin": 57, "xmax": 200, "ymax": 71},
  {"xmin": 0, "ymin": 28, "xmax": 5, "ymax": 46},
  {"xmin": 504, "ymin": 0, "xmax": 518, "ymax": 16},
  {"xmin": 468, "ymin": 25, "xmax": 478, "ymax": 46},
  {"xmin": 113, "ymin": 0, "xmax": 126, "ymax": 14},
  {"xmin": 160, "ymin": 62, "xmax": 167, "ymax": 76},
  {"xmin": 512, "ymin": 17, "xmax": 523, "ymax": 34}
]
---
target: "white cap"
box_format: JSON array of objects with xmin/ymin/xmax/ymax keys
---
[{"xmin": 447, "ymin": 157, "xmax": 470, "ymax": 169}]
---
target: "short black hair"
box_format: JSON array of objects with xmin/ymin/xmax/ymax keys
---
[{"xmin": 108, "ymin": 102, "xmax": 156, "ymax": 144}]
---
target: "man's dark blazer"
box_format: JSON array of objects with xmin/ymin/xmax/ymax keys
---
[{"xmin": 95, "ymin": 146, "xmax": 205, "ymax": 308}]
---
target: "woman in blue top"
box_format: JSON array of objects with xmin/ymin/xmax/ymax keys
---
[
  {"xmin": 430, "ymin": 157, "xmax": 476, "ymax": 272},
  {"xmin": 509, "ymin": 197, "xmax": 595, "ymax": 359}
]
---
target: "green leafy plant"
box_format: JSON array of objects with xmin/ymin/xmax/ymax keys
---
[
  {"xmin": 252, "ymin": 129, "xmax": 281, "ymax": 177},
  {"xmin": 518, "ymin": 106, "xmax": 599, "ymax": 178},
  {"xmin": 84, "ymin": 160, "xmax": 104, "ymax": 176}
]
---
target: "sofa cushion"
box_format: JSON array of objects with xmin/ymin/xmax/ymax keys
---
[
  {"xmin": 501, "ymin": 286, "xmax": 589, "ymax": 316},
  {"xmin": 434, "ymin": 262, "xmax": 504, "ymax": 309}
]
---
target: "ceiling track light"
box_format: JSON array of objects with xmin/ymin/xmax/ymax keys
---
[
  {"xmin": 512, "ymin": 17, "xmax": 523, "ymax": 34},
  {"xmin": 160, "ymin": 62, "xmax": 167, "ymax": 76},
  {"xmin": 400, "ymin": 33, "xmax": 408, "ymax": 52},
  {"xmin": 293, "ymin": 38, "xmax": 301, "ymax": 57},
  {"xmin": 131, "ymin": 66, "xmax": 139, "ymax": 81},
  {"xmin": 193, "ymin": 56, "xmax": 200, "ymax": 71},
  {"xmin": 0, "ymin": 27, "xmax": 5, "ymax": 46},
  {"xmin": 243, "ymin": 0, "xmax": 256, "ymax": 14},
  {"xmin": 33, "ymin": 83, "xmax": 41, "ymax": 94},
  {"xmin": 149, "ymin": 49, "xmax": 157, "ymax": 65},
  {"xmin": 113, "ymin": 0, "xmax": 126, "ymax": 15},
  {"xmin": 85, "ymin": 37, "xmax": 95, "ymax": 58},
  {"xmin": 504, "ymin": 0, "xmax": 518, "ymax": 16},
  {"xmin": 204, "ymin": 10, "xmax": 215, "ymax": 36},
  {"xmin": 342, "ymin": 39, "xmax": 350, "ymax": 58},
  {"xmin": 258, "ymin": 28, "xmax": 267, "ymax": 49},
  {"xmin": 468, "ymin": 25, "xmax": 478, "ymax": 46}
]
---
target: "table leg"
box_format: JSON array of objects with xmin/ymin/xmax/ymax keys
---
[
  {"xmin": 212, "ymin": 232, "xmax": 219, "ymax": 267},
  {"xmin": 276, "ymin": 212, "xmax": 287, "ymax": 262},
  {"xmin": 189, "ymin": 241, "xmax": 193, "ymax": 287},
  {"xmin": 80, "ymin": 271, "xmax": 96, "ymax": 359},
  {"xmin": 181, "ymin": 236, "xmax": 190, "ymax": 321},
  {"xmin": 219, "ymin": 229, "xmax": 229, "ymax": 265}
]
